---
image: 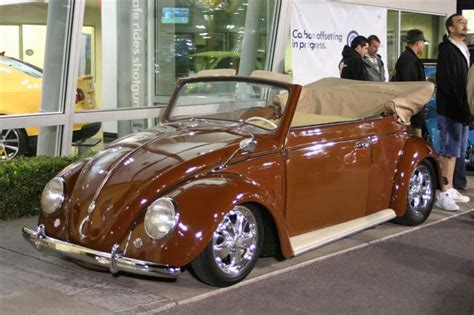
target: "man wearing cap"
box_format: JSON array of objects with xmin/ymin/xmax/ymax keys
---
[
  {"xmin": 435, "ymin": 13, "xmax": 471, "ymax": 211},
  {"xmin": 391, "ymin": 29, "xmax": 429, "ymax": 137}
]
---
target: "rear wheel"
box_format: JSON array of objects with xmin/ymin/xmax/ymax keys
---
[
  {"xmin": 191, "ymin": 204, "xmax": 263, "ymax": 287},
  {"xmin": 0, "ymin": 128, "xmax": 28, "ymax": 161},
  {"xmin": 394, "ymin": 160, "xmax": 435, "ymax": 226}
]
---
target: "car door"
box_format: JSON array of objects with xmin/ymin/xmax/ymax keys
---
[{"xmin": 285, "ymin": 120, "xmax": 372, "ymax": 236}]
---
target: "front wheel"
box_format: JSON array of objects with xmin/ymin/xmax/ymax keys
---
[
  {"xmin": 191, "ymin": 204, "xmax": 263, "ymax": 287},
  {"xmin": 0, "ymin": 128, "xmax": 28, "ymax": 161},
  {"xmin": 394, "ymin": 160, "xmax": 435, "ymax": 226}
]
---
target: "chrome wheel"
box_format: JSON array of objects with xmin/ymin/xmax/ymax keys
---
[
  {"xmin": 407, "ymin": 164, "xmax": 433, "ymax": 215},
  {"xmin": 0, "ymin": 129, "xmax": 23, "ymax": 160},
  {"xmin": 212, "ymin": 206, "xmax": 259, "ymax": 277},
  {"xmin": 395, "ymin": 161, "xmax": 435, "ymax": 226}
]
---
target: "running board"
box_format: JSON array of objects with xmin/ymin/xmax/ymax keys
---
[{"xmin": 290, "ymin": 209, "xmax": 396, "ymax": 256}]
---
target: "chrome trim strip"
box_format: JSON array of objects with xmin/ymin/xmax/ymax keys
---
[
  {"xmin": 290, "ymin": 209, "xmax": 397, "ymax": 256},
  {"xmin": 22, "ymin": 225, "xmax": 180, "ymax": 279}
]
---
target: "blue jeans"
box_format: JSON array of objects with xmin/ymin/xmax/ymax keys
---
[{"xmin": 438, "ymin": 115, "xmax": 469, "ymax": 158}]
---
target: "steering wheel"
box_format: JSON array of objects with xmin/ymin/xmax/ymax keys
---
[{"xmin": 244, "ymin": 116, "xmax": 277, "ymax": 129}]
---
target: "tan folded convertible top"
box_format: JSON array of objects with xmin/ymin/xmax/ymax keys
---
[
  {"xmin": 196, "ymin": 70, "xmax": 435, "ymax": 125},
  {"xmin": 249, "ymin": 71, "xmax": 434, "ymax": 125},
  {"xmin": 297, "ymin": 78, "xmax": 434, "ymax": 125}
]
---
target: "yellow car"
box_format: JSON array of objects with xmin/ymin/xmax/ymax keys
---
[{"xmin": 0, "ymin": 55, "xmax": 100, "ymax": 160}]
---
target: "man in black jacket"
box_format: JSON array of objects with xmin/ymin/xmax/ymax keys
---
[
  {"xmin": 434, "ymin": 13, "xmax": 471, "ymax": 211},
  {"xmin": 340, "ymin": 35, "xmax": 369, "ymax": 80},
  {"xmin": 391, "ymin": 29, "xmax": 428, "ymax": 137}
]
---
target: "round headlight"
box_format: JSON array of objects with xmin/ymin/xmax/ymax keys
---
[
  {"xmin": 40, "ymin": 177, "xmax": 65, "ymax": 215},
  {"xmin": 144, "ymin": 197, "xmax": 178, "ymax": 240}
]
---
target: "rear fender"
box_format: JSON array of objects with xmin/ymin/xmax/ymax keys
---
[
  {"xmin": 124, "ymin": 174, "xmax": 292, "ymax": 267},
  {"xmin": 390, "ymin": 137, "xmax": 440, "ymax": 216}
]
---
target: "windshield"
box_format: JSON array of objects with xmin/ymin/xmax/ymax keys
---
[{"xmin": 169, "ymin": 80, "xmax": 289, "ymax": 131}]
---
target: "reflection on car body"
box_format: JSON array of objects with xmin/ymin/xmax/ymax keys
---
[
  {"xmin": 23, "ymin": 73, "xmax": 439, "ymax": 287},
  {"xmin": 0, "ymin": 54, "xmax": 100, "ymax": 160}
]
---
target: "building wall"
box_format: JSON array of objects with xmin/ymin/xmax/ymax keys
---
[{"xmin": 331, "ymin": 0, "xmax": 456, "ymax": 15}]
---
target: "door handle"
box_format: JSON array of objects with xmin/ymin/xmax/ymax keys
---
[{"xmin": 356, "ymin": 142, "xmax": 369, "ymax": 149}]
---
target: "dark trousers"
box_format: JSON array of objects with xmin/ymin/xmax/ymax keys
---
[{"xmin": 454, "ymin": 155, "xmax": 467, "ymax": 189}]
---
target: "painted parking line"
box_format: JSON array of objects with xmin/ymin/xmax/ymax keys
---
[{"xmin": 147, "ymin": 208, "xmax": 474, "ymax": 314}]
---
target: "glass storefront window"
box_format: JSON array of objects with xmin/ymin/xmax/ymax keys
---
[
  {"xmin": 400, "ymin": 12, "xmax": 444, "ymax": 59},
  {"xmin": 0, "ymin": 5, "xmax": 51, "ymax": 117},
  {"xmin": 284, "ymin": 33, "xmax": 293, "ymax": 75},
  {"xmin": 78, "ymin": 0, "xmax": 277, "ymax": 139},
  {"xmin": 0, "ymin": 25, "xmax": 20, "ymax": 58},
  {"xmin": 67, "ymin": 118, "xmax": 157, "ymax": 157},
  {"xmin": 0, "ymin": 1, "xmax": 75, "ymax": 157},
  {"xmin": 463, "ymin": 9, "xmax": 474, "ymax": 33},
  {"xmin": 155, "ymin": 1, "xmax": 276, "ymax": 96},
  {"xmin": 387, "ymin": 10, "xmax": 399, "ymax": 76},
  {"xmin": 0, "ymin": 1, "xmax": 81, "ymax": 119}
]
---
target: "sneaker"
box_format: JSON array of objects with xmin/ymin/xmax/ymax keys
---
[
  {"xmin": 447, "ymin": 188, "xmax": 470, "ymax": 203},
  {"xmin": 435, "ymin": 192, "xmax": 460, "ymax": 211}
]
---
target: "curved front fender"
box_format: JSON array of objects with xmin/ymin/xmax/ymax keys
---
[
  {"xmin": 124, "ymin": 174, "xmax": 291, "ymax": 267},
  {"xmin": 390, "ymin": 137, "xmax": 440, "ymax": 216}
]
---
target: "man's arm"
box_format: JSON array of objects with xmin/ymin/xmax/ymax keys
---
[{"xmin": 467, "ymin": 65, "xmax": 474, "ymax": 114}]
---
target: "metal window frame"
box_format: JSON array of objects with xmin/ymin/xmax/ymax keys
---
[{"xmin": 1, "ymin": 0, "xmax": 285, "ymax": 157}]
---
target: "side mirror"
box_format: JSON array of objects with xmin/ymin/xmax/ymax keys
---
[{"xmin": 239, "ymin": 138, "xmax": 257, "ymax": 153}]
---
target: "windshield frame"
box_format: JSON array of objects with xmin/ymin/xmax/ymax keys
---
[{"xmin": 162, "ymin": 76, "xmax": 297, "ymax": 133}]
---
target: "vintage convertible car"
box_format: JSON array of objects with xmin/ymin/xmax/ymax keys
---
[{"xmin": 23, "ymin": 72, "xmax": 438, "ymax": 287}]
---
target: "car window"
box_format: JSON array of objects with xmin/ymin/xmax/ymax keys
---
[
  {"xmin": 190, "ymin": 56, "xmax": 218, "ymax": 73},
  {"xmin": 169, "ymin": 80, "xmax": 288, "ymax": 131},
  {"xmin": 214, "ymin": 57, "xmax": 240, "ymax": 70},
  {"xmin": 0, "ymin": 57, "xmax": 42, "ymax": 78}
]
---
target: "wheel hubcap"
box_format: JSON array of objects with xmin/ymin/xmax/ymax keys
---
[
  {"xmin": 212, "ymin": 206, "xmax": 258, "ymax": 276},
  {"xmin": 408, "ymin": 165, "xmax": 433, "ymax": 215},
  {"xmin": 0, "ymin": 129, "xmax": 21, "ymax": 161}
]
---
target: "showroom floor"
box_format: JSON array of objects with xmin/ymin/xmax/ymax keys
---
[{"xmin": 1, "ymin": 191, "xmax": 473, "ymax": 314}]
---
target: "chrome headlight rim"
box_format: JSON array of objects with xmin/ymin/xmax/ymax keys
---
[
  {"xmin": 144, "ymin": 197, "xmax": 179, "ymax": 240},
  {"xmin": 40, "ymin": 177, "xmax": 66, "ymax": 215}
]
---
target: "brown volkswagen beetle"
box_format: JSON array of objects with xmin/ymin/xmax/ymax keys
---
[{"xmin": 23, "ymin": 72, "xmax": 438, "ymax": 287}]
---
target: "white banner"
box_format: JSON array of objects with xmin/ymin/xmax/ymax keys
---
[{"xmin": 291, "ymin": 1, "xmax": 387, "ymax": 85}]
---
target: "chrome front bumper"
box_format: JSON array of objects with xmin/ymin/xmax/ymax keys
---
[{"xmin": 22, "ymin": 225, "xmax": 181, "ymax": 279}]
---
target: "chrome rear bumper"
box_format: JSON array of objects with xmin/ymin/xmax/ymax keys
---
[{"xmin": 22, "ymin": 225, "xmax": 181, "ymax": 279}]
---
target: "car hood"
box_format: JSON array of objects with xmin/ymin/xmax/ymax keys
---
[{"xmin": 67, "ymin": 121, "xmax": 255, "ymax": 247}]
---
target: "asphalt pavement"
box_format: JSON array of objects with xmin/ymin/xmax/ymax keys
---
[
  {"xmin": 1, "ymin": 196, "xmax": 473, "ymax": 314},
  {"xmin": 160, "ymin": 211, "xmax": 474, "ymax": 315}
]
